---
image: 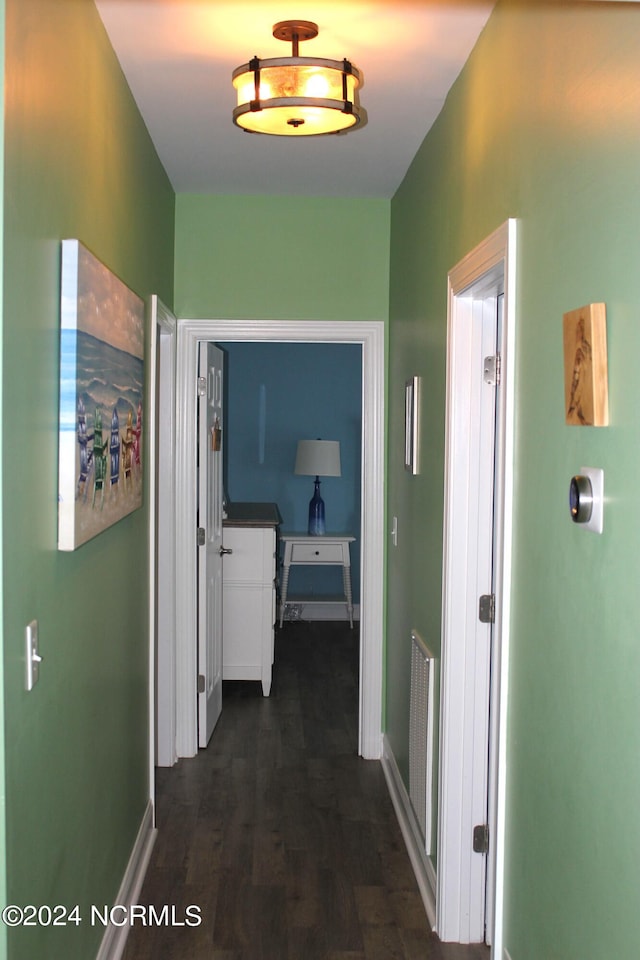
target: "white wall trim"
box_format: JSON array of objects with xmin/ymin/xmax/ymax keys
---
[
  {"xmin": 490, "ymin": 221, "xmax": 517, "ymax": 960},
  {"xmin": 438, "ymin": 220, "xmax": 516, "ymax": 955},
  {"xmin": 175, "ymin": 319, "xmax": 385, "ymax": 760},
  {"xmin": 95, "ymin": 801, "xmax": 156, "ymax": 960},
  {"xmin": 381, "ymin": 735, "xmax": 436, "ymax": 930}
]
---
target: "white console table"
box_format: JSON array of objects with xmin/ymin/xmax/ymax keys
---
[{"xmin": 279, "ymin": 534, "xmax": 355, "ymax": 628}]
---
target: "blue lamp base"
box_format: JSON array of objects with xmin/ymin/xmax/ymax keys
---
[{"xmin": 308, "ymin": 478, "xmax": 325, "ymax": 535}]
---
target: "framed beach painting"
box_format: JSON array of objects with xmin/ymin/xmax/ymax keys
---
[{"xmin": 58, "ymin": 240, "xmax": 145, "ymax": 551}]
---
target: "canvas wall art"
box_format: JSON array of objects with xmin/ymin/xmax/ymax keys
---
[{"xmin": 58, "ymin": 240, "xmax": 145, "ymax": 550}]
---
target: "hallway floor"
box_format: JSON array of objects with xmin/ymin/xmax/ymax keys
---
[{"xmin": 123, "ymin": 621, "xmax": 490, "ymax": 959}]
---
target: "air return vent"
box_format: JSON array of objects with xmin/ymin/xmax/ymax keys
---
[{"xmin": 409, "ymin": 629, "xmax": 437, "ymax": 855}]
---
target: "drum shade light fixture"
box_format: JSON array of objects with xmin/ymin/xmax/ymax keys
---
[{"xmin": 232, "ymin": 20, "xmax": 365, "ymax": 136}]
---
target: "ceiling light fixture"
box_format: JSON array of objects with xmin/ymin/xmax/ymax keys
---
[{"xmin": 232, "ymin": 20, "xmax": 365, "ymax": 136}]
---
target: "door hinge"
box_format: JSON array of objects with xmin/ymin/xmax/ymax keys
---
[
  {"xmin": 483, "ymin": 353, "xmax": 501, "ymax": 386},
  {"xmin": 473, "ymin": 823, "xmax": 489, "ymax": 854},
  {"xmin": 479, "ymin": 593, "xmax": 495, "ymax": 623},
  {"xmin": 197, "ymin": 674, "xmax": 205, "ymax": 694},
  {"xmin": 197, "ymin": 376, "xmax": 207, "ymax": 397},
  {"xmin": 197, "ymin": 527, "xmax": 206, "ymax": 547}
]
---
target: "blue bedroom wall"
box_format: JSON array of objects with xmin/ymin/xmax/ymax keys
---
[{"xmin": 220, "ymin": 341, "xmax": 362, "ymax": 605}]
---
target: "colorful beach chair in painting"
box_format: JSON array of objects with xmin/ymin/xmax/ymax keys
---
[
  {"xmin": 121, "ymin": 410, "xmax": 134, "ymax": 487},
  {"xmin": 92, "ymin": 409, "xmax": 108, "ymax": 509},
  {"xmin": 76, "ymin": 396, "xmax": 94, "ymax": 502},
  {"xmin": 110, "ymin": 407, "xmax": 121, "ymax": 492}
]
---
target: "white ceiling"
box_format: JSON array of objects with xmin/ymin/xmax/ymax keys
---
[{"xmin": 95, "ymin": 1, "xmax": 495, "ymax": 199}]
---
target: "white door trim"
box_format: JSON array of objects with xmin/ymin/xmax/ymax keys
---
[
  {"xmin": 174, "ymin": 319, "xmax": 385, "ymax": 760},
  {"xmin": 197, "ymin": 342, "xmax": 224, "ymax": 747},
  {"xmin": 437, "ymin": 220, "xmax": 516, "ymax": 955},
  {"xmin": 148, "ymin": 296, "xmax": 177, "ymax": 780}
]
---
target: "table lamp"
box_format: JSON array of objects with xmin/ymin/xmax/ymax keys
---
[{"xmin": 294, "ymin": 439, "xmax": 341, "ymax": 535}]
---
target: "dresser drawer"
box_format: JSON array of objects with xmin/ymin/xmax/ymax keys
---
[
  {"xmin": 290, "ymin": 541, "xmax": 344, "ymax": 564},
  {"xmin": 223, "ymin": 526, "xmax": 275, "ymax": 582}
]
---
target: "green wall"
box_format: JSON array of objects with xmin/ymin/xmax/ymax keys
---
[
  {"xmin": 3, "ymin": 1, "xmax": 174, "ymax": 957},
  {"xmin": 388, "ymin": 2, "xmax": 640, "ymax": 958},
  {"xmin": 7, "ymin": 2, "xmax": 639, "ymax": 958},
  {"xmin": 175, "ymin": 194, "xmax": 390, "ymax": 321},
  {"xmin": 0, "ymin": 2, "xmax": 6, "ymax": 958}
]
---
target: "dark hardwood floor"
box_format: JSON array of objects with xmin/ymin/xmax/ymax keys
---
[{"xmin": 123, "ymin": 621, "xmax": 489, "ymax": 959}]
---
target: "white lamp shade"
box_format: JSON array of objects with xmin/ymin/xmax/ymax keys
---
[{"xmin": 294, "ymin": 440, "xmax": 341, "ymax": 477}]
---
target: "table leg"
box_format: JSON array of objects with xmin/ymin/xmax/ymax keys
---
[
  {"xmin": 279, "ymin": 560, "xmax": 290, "ymax": 628},
  {"xmin": 343, "ymin": 564, "xmax": 354, "ymax": 629}
]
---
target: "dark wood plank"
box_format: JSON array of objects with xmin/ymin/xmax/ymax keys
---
[{"xmin": 122, "ymin": 621, "xmax": 489, "ymax": 960}]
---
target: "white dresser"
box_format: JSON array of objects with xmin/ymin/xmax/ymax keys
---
[{"xmin": 222, "ymin": 503, "xmax": 280, "ymax": 696}]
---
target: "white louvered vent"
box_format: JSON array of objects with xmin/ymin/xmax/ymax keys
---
[{"xmin": 409, "ymin": 629, "xmax": 436, "ymax": 855}]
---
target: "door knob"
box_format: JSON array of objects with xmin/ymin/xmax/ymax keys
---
[{"xmin": 219, "ymin": 546, "xmax": 233, "ymax": 556}]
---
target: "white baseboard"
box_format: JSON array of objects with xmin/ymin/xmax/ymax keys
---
[
  {"xmin": 95, "ymin": 800, "xmax": 157, "ymax": 960},
  {"xmin": 381, "ymin": 734, "xmax": 437, "ymax": 930},
  {"xmin": 283, "ymin": 601, "xmax": 360, "ymax": 622}
]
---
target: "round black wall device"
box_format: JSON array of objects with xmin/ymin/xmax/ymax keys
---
[{"xmin": 569, "ymin": 475, "xmax": 593, "ymax": 524}]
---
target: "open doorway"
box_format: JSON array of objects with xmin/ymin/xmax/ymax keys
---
[
  {"xmin": 171, "ymin": 319, "xmax": 385, "ymax": 762},
  {"xmin": 220, "ymin": 340, "xmax": 363, "ymax": 621}
]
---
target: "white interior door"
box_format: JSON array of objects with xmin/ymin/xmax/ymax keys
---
[
  {"xmin": 439, "ymin": 283, "xmax": 498, "ymax": 942},
  {"xmin": 439, "ymin": 220, "xmax": 516, "ymax": 949},
  {"xmin": 197, "ymin": 342, "xmax": 224, "ymax": 748},
  {"xmin": 474, "ymin": 293, "xmax": 500, "ymax": 945}
]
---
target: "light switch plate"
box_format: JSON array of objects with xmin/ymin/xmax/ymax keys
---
[
  {"xmin": 25, "ymin": 619, "xmax": 41, "ymax": 691},
  {"xmin": 391, "ymin": 516, "xmax": 398, "ymax": 547}
]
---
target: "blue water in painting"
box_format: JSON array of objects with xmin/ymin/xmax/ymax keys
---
[{"xmin": 60, "ymin": 329, "xmax": 143, "ymax": 432}]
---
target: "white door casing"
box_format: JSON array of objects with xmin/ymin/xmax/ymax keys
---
[
  {"xmin": 149, "ymin": 296, "xmax": 177, "ymax": 774},
  {"xmin": 484, "ymin": 289, "xmax": 504, "ymax": 948},
  {"xmin": 438, "ymin": 221, "xmax": 516, "ymax": 957},
  {"xmin": 174, "ymin": 320, "xmax": 385, "ymax": 760},
  {"xmin": 197, "ymin": 342, "xmax": 224, "ymax": 747}
]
